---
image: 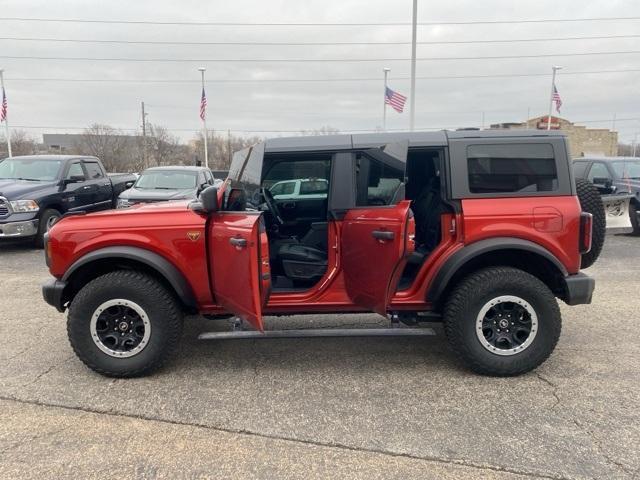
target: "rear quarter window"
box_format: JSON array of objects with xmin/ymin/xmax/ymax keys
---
[{"xmin": 467, "ymin": 143, "xmax": 557, "ymax": 194}]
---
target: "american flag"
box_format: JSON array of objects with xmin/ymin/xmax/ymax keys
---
[
  {"xmin": 0, "ymin": 87, "xmax": 7, "ymax": 122},
  {"xmin": 552, "ymin": 84, "xmax": 563, "ymax": 113},
  {"xmin": 199, "ymin": 87, "xmax": 207, "ymax": 121},
  {"xmin": 385, "ymin": 86, "xmax": 407, "ymax": 113}
]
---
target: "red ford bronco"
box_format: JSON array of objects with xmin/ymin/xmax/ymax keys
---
[{"xmin": 42, "ymin": 130, "xmax": 603, "ymax": 377}]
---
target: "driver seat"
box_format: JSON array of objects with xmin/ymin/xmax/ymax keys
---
[{"xmin": 278, "ymin": 243, "xmax": 328, "ymax": 282}]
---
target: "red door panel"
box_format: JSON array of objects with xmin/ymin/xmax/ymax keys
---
[
  {"xmin": 208, "ymin": 212, "xmax": 270, "ymax": 331},
  {"xmin": 341, "ymin": 200, "xmax": 414, "ymax": 315}
]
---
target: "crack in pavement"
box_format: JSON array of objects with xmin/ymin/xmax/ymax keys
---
[
  {"xmin": 0, "ymin": 394, "xmax": 574, "ymax": 480},
  {"xmin": 18, "ymin": 355, "xmax": 75, "ymax": 389},
  {"xmin": 535, "ymin": 372, "xmax": 561, "ymax": 409},
  {"xmin": 0, "ymin": 424, "xmax": 73, "ymax": 456},
  {"xmin": 572, "ymin": 418, "xmax": 633, "ymax": 477}
]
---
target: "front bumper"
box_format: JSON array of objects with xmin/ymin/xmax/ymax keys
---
[
  {"xmin": 42, "ymin": 279, "xmax": 67, "ymax": 312},
  {"xmin": 0, "ymin": 219, "xmax": 38, "ymax": 238},
  {"xmin": 564, "ymin": 272, "xmax": 595, "ymax": 305}
]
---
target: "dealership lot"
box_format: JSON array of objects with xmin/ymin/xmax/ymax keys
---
[{"xmin": 0, "ymin": 236, "xmax": 638, "ymax": 479}]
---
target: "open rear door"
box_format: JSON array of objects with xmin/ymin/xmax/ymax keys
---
[
  {"xmin": 209, "ymin": 141, "xmax": 271, "ymax": 331},
  {"xmin": 341, "ymin": 141, "xmax": 415, "ymax": 316}
]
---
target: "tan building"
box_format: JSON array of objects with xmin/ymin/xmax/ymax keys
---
[{"xmin": 490, "ymin": 116, "xmax": 618, "ymax": 157}]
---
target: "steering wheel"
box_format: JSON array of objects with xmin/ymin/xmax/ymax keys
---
[{"xmin": 261, "ymin": 187, "xmax": 284, "ymax": 225}]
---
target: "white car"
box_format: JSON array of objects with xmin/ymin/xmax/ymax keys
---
[{"xmin": 269, "ymin": 178, "xmax": 328, "ymax": 200}]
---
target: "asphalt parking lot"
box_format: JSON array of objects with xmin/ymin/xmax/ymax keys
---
[{"xmin": 1, "ymin": 235, "xmax": 639, "ymax": 480}]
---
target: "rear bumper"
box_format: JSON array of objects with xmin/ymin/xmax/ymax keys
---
[
  {"xmin": 563, "ymin": 273, "xmax": 595, "ymax": 305},
  {"xmin": 0, "ymin": 219, "xmax": 38, "ymax": 238},
  {"xmin": 42, "ymin": 279, "xmax": 67, "ymax": 312}
]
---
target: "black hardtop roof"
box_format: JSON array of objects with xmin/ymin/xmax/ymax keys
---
[
  {"xmin": 4, "ymin": 154, "xmax": 99, "ymax": 162},
  {"xmin": 264, "ymin": 129, "xmax": 566, "ymax": 153}
]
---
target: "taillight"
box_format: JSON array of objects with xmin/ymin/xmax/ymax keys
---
[{"xmin": 579, "ymin": 212, "xmax": 593, "ymax": 254}]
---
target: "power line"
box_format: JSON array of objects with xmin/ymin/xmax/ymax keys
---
[
  {"xmin": 1, "ymin": 34, "xmax": 639, "ymax": 46},
  {"xmin": 1, "ymin": 16, "xmax": 639, "ymax": 26},
  {"xmin": 7, "ymin": 69, "xmax": 640, "ymax": 84},
  {"xmin": 2, "ymin": 51, "xmax": 640, "ymax": 63}
]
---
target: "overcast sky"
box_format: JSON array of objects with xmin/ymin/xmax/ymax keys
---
[{"xmin": 1, "ymin": 0, "xmax": 639, "ymax": 143}]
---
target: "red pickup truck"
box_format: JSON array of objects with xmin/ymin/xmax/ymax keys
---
[{"xmin": 42, "ymin": 130, "xmax": 602, "ymax": 378}]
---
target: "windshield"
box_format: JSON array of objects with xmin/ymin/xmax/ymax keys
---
[
  {"xmin": 611, "ymin": 160, "xmax": 640, "ymax": 179},
  {"xmin": 134, "ymin": 170, "xmax": 197, "ymax": 190},
  {"xmin": 0, "ymin": 158, "xmax": 63, "ymax": 181}
]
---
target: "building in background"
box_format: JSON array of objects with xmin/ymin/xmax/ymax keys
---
[{"xmin": 490, "ymin": 116, "xmax": 618, "ymax": 157}]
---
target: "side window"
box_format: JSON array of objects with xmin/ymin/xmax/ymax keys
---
[
  {"xmin": 572, "ymin": 162, "xmax": 589, "ymax": 179},
  {"xmin": 587, "ymin": 162, "xmax": 611, "ymax": 182},
  {"xmin": 66, "ymin": 162, "xmax": 85, "ymax": 179},
  {"xmin": 84, "ymin": 162, "xmax": 104, "ymax": 179},
  {"xmin": 300, "ymin": 179, "xmax": 328, "ymax": 195},
  {"xmin": 467, "ymin": 143, "xmax": 557, "ymax": 194},
  {"xmin": 262, "ymin": 159, "xmax": 331, "ymax": 199},
  {"xmin": 355, "ymin": 154, "xmax": 405, "ymax": 206}
]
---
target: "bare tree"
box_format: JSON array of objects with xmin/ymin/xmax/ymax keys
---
[
  {"xmin": 146, "ymin": 124, "xmax": 182, "ymax": 166},
  {"xmin": 191, "ymin": 131, "xmax": 262, "ymax": 170},
  {"xmin": 300, "ymin": 125, "xmax": 340, "ymax": 136},
  {"xmin": 74, "ymin": 124, "xmax": 134, "ymax": 172},
  {"xmin": 0, "ymin": 129, "xmax": 38, "ymax": 157}
]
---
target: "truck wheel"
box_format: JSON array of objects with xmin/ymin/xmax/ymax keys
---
[
  {"xmin": 575, "ymin": 179, "xmax": 605, "ymax": 268},
  {"xmin": 443, "ymin": 267, "xmax": 561, "ymax": 376},
  {"xmin": 629, "ymin": 201, "xmax": 640, "ymax": 236},
  {"xmin": 67, "ymin": 270, "xmax": 183, "ymax": 377},
  {"xmin": 34, "ymin": 208, "xmax": 61, "ymax": 248}
]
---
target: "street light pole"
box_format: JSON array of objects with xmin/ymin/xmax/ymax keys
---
[
  {"xmin": 0, "ymin": 69, "xmax": 12, "ymax": 157},
  {"xmin": 409, "ymin": 0, "xmax": 418, "ymax": 131},
  {"xmin": 198, "ymin": 67, "xmax": 209, "ymax": 168},
  {"xmin": 382, "ymin": 67, "xmax": 390, "ymax": 131},
  {"xmin": 547, "ymin": 65, "xmax": 562, "ymax": 130}
]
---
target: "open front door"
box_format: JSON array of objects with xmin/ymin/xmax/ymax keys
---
[
  {"xmin": 341, "ymin": 141, "xmax": 415, "ymax": 316},
  {"xmin": 209, "ymin": 141, "xmax": 271, "ymax": 331},
  {"xmin": 209, "ymin": 213, "xmax": 271, "ymax": 331}
]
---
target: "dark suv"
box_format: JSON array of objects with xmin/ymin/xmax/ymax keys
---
[{"xmin": 43, "ymin": 130, "xmax": 602, "ymax": 378}]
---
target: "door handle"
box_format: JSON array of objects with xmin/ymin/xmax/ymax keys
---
[
  {"xmin": 82, "ymin": 185, "xmax": 92, "ymax": 190},
  {"xmin": 372, "ymin": 230, "xmax": 395, "ymax": 240},
  {"xmin": 229, "ymin": 237, "xmax": 248, "ymax": 248}
]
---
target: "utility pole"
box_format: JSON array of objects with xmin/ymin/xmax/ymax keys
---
[
  {"xmin": 409, "ymin": 0, "xmax": 418, "ymax": 131},
  {"xmin": 227, "ymin": 129, "xmax": 232, "ymax": 167},
  {"xmin": 547, "ymin": 66, "xmax": 562, "ymax": 130},
  {"xmin": 0, "ymin": 70, "xmax": 12, "ymax": 157},
  {"xmin": 382, "ymin": 67, "xmax": 390, "ymax": 131},
  {"xmin": 141, "ymin": 101, "xmax": 148, "ymax": 167},
  {"xmin": 198, "ymin": 67, "xmax": 209, "ymax": 169}
]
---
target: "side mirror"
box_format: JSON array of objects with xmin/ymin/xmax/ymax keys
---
[
  {"xmin": 124, "ymin": 181, "xmax": 134, "ymax": 189},
  {"xmin": 64, "ymin": 175, "xmax": 85, "ymax": 185},
  {"xmin": 199, "ymin": 186, "xmax": 219, "ymax": 213},
  {"xmin": 592, "ymin": 177, "xmax": 614, "ymax": 193}
]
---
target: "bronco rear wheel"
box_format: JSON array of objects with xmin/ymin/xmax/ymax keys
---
[
  {"xmin": 67, "ymin": 270, "xmax": 183, "ymax": 377},
  {"xmin": 443, "ymin": 267, "xmax": 561, "ymax": 376}
]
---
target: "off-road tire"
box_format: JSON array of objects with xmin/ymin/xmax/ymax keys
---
[
  {"xmin": 67, "ymin": 270, "xmax": 183, "ymax": 377},
  {"xmin": 443, "ymin": 267, "xmax": 561, "ymax": 376},
  {"xmin": 575, "ymin": 178, "xmax": 605, "ymax": 268},
  {"xmin": 34, "ymin": 208, "xmax": 61, "ymax": 248},
  {"xmin": 629, "ymin": 201, "xmax": 640, "ymax": 236}
]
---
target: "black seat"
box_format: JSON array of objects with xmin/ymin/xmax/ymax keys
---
[{"xmin": 278, "ymin": 243, "xmax": 327, "ymax": 282}]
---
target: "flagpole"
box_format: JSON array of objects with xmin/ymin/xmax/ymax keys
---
[
  {"xmin": 409, "ymin": 0, "xmax": 417, "ymax": 131},
  {"xmin": 383, "ymin": 67, "xmax": 390, "ymax": 131},
  {"xmin": 547, "ymin": 66, "xmax": 562, "ymax": 130},
  {"xmin": 198, "ymin": 67, "xmax": 209, "ymax": 169},
  {"xmin": 0, "ymin": 70, "xmax": 12, "ymax": 157}
]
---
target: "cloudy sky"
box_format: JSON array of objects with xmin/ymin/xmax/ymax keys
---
[{"xmin": 1, "ymin": 0, "xmax": 639, "ymax": 143}]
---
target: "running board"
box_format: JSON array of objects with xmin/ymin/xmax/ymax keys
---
[{"xmin": 198, "ymin": 327, "xmax": 436, "ymax": 340}]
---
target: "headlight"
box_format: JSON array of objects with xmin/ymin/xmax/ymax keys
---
[
  {"xmin": 10, "ymin": 199, "xmax": 39, "ymax": 213},
  {"xmin": 117, "ymin": 198, "xmax": 131, "ymax": 208}
]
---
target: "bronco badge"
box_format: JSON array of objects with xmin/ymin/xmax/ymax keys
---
[{"xmin": 187, "ymin": 231, "xmax": 201, "ymax": 242}]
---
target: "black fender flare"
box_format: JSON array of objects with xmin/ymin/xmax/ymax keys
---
[
  {"xmin": 427, "ymin": 237, "xmax": 568, "ymax": 303},
  {"xmin": 62, "ymin": 246, "xmax": 197, "ymax": 309}
]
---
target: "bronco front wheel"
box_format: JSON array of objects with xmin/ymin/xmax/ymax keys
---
[
  {"xmin": 443, "ymin": 267, "xmax": 561, "ymax": 376},
  {"xmin": 67, "ymin": 270, "xmax": 183, "ymax": 377}
]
